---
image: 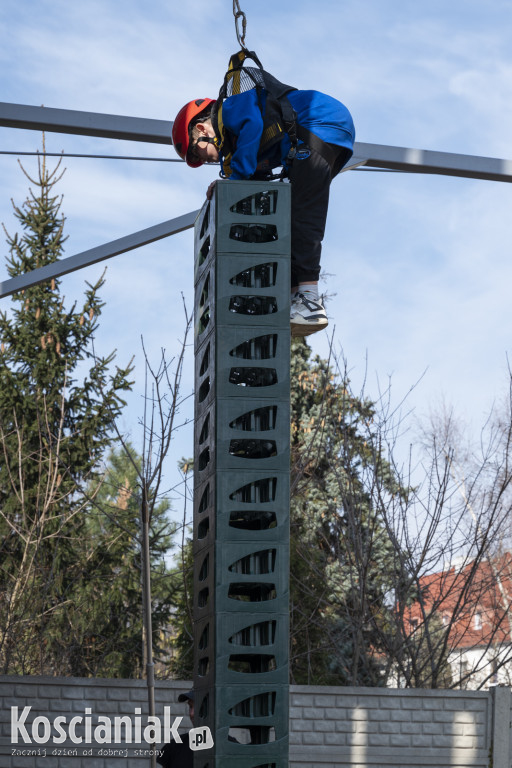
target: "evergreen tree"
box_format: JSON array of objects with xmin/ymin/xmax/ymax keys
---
[
  {"xmin": 289, "ymin": 338, "xmax": 407, "ymax": 685},
  {"xmin": 168, "ymin": 535, "xmax": 195, "ymax": 680},
  {"xmin": 70, "ymin": 446, "xmax": 180, "ymax": 678},
  {"xmin": 0, "ymin": 150, "xmax": 133, "ymax": 674},
  {"xmin": 169, "ymin": 341, "xmax": 408, "ymax": 686},
  {"xmin": 167, "ymin": 460, "xmax": 195, "ymax": 680}
]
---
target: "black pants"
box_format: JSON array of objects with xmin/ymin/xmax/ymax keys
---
[{"xmin": 288, "ymin": 145, "xmax": 351, "ymax": 287}]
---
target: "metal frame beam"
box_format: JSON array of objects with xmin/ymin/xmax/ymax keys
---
[
  {"xmin": 0, "ymin": 101, "xmax": 173, "ymax": 145},
  {"xmin": 0, "ymin": 210, "xmax": 198, "ymax": 298},
  {"xmin": 2, "ymin": 101, "xmax": 512, "ymax": 183},
  {"xmin": 347, "ymin": 144, "xmax": 512, "ymax": 184}
]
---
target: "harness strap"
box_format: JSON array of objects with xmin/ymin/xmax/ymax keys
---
[
  {"xmin": 279, "ymin": 95, "xmax": 298, "ymax": 149},
  {"xmin": 217, "ymin": 49, "xmax": 349, "ymax": 180},
  {"xmin": 214, "ymin": 103, "xmax": 235, "ymax": 177},
  {"xmin": 296, "ymin": 125, "xmax": 340, "ymax": 176}
]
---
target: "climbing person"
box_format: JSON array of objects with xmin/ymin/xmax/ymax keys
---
[{"xmin": 172, "ymin": 51, "xmax": 355, "ymax": 338}]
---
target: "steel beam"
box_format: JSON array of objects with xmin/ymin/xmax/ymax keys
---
[
  {"xmin": 0, "ymin": 101, "xmax": 173, "ymax": 145},
  {"xmin": 349, "ymin": 143, "xmax": 512, "ymax": 183},
  {"xmin": 2, "ymin": 101, "xmax": 512, "ymax": 183},
  {"xmin": 0, "ymin": 210, "xmax": 198, "ymax": 299}
]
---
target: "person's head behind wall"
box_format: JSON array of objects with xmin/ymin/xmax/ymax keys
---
[{"xmin": 178, "ymin": 689, "xmax": 194, "ymax": 722}]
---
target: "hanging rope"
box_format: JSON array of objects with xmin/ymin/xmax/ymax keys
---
[{"xmin": 233, "ymin": 0, "xmax": 248, "ymax": 49}]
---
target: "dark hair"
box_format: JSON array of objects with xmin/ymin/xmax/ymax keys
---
[
  {"xmin": 189, "ymin": 104, "xmax": 214, "ymax": 136},
  {"xmin": 188, "ymin": 104, "xmax": 216, "ymax": 162}
]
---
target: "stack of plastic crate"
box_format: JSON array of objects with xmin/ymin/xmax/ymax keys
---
[{"xmin": 193, "ymin": 180, "xmax": 291, "ymax": 768}]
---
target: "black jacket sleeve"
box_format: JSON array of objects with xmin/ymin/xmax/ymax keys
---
[{"xmin": 156, "ymin": 734, "xmax": 192, "ymax": 768}]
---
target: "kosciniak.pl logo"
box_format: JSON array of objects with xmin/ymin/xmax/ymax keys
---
[{"xmin": 11, "ymin": 707, "xmax": 214, "ymax": 751}]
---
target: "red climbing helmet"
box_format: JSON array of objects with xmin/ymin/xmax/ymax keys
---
[{"xmin": 172, "ymin": 98, "xmax": 216, "ymax": 168}]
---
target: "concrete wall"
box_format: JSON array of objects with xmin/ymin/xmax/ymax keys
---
[
  {"xmin": 289, "ymin": 685, "xmax": 510, "ymax": 767},
  {"xmin": 1, "ymin": 676, "xmax": 511, "ymax": 768}
]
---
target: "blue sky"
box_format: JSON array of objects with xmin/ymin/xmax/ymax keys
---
[{"xmin": 1, "ymin": 0, "xmax": 511, "ymax": 513}]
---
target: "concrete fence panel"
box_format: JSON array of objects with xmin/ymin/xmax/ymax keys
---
[{"xmin": 0, "ymin": 677, "xmax": 510, "ymax": 768}]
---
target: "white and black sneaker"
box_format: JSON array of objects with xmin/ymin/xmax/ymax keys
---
[{"xmin": 290, "ymin": 292, "xmax": 328, "ymax": 337}]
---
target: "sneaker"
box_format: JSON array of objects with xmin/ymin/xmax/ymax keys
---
[{"xmin": 290, "ymin": 292, "xmax": 328, "ymax": 337}]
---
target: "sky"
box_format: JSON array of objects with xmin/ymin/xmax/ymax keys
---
[{"xmin": 1, "ymin": 0, "xmax": 511, "ymax": 519}]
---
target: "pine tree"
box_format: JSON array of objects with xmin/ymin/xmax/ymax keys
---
[
  {"xmin": 169, "ymin": 340, "xmax": 408, "ymax": 686},
  {"xmin": 167, "ymin": 460, "xmax": 195, "ymax": 680},
  {"xmin": 289, "ymin": 338, "xmax": 407, "ymax": 685},
  {"xmin": 0, "ymin": 149, "xmax": 133, "ymax": 674},
  {"xmin": 69, "ymin": 446, "xmax": 180, "ymax": 678},
  {"xmin": 168, "ymin": 535, "xmax": 195, "ymax": 680}
]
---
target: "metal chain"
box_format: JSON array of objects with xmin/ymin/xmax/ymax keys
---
[{"xmin": 233, "ymin": 0, "xmax": 248, "ymax": 49}]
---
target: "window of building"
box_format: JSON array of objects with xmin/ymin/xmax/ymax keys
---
[
  {"xmin": 474, "ymin": 611, "xmax": 482, "ymax": 630},
  {"xmin": 459, "ymin": 660, "xmax": 469, "ymax": 689}
]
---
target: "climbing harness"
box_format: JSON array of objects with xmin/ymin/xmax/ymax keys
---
[
  {"xmin": 213, "ymin": 48, "xmax": 299, "ymax": 180},
  {"xmin": 213, "ymin": 48, "xmax": 342, "ymax": 180}
]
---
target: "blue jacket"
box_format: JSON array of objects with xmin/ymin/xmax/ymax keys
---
[{"xmin": 220, "ymin": 88, "xmax": 355, "ymax": 180}]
